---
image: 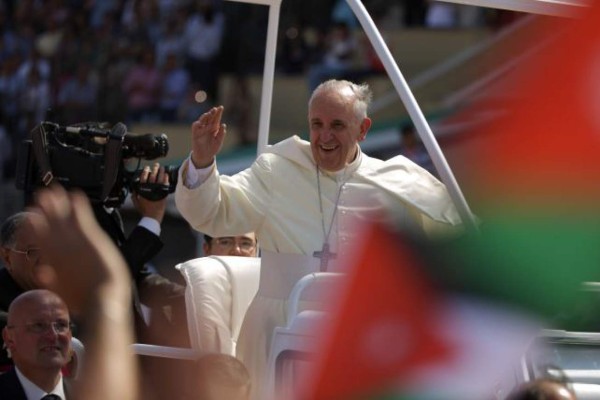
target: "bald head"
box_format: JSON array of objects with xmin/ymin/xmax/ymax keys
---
[{"xmin": 7, "ymin": 290, "xmax": 67, "ymax": 324}]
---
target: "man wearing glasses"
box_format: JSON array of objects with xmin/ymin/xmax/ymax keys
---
[
  {"xmin": 0, "ymin": 289, "xmax": 73, "ymax": 399},
  {"xmin": 0, "ymin": 212, "xmax": 44, "ymax": 317},
  {"xmin": 203, "ymin": 233, "xmax": 258, "ymax": 257},
  {"xmin": 1, "ymin": 212, "xmax": 53, "ymax": 371}
]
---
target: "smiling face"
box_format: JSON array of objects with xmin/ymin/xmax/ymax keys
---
[
  {"xmin": 2, "ymin": 290, "xmax": 72, "ymax": 379},
  {"xmin": 308, "ymin": 85, "xmax": 371, "ymax": 172}
]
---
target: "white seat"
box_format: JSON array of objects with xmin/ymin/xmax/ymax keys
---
[
  {"xmin": 265, "ymin": 272, "xmax": 344, "ymax": 400},
  {"xmin": 176, "ymin": 255, "xmax": 261, "ymax": 355},
  {"xmin": 67, "ymin": 337, "xmax": 84, "ymax": 379},
  {"xmin": 572, "ymin": 383, "xmax": 600, "ymax": 400},
  {"xmin": 518, "ymin": 329, "xmax": 600, "ymax": 399}
]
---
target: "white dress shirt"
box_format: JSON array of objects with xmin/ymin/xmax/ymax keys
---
[{"xmin": 15, "ymin": 367, "xmax": 66, "ymax": 400}]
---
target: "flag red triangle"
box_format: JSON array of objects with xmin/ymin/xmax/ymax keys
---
[{"xmin": 304, "ymin": 223, "xmax": 454, "ymax": 400}]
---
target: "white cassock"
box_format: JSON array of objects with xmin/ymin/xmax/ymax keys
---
[{"xmin": 175, "ymin": 135, "xmax": 461, "ymax": 398}]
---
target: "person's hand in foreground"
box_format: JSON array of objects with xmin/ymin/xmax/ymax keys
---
[{"xmin": 29, "ymin": 185, "xmax": 138, "ymax": 400}]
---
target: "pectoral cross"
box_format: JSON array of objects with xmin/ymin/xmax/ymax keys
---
[{"xmin": 313, "ymin": 242, "xmax": 337, "ymax": 272}]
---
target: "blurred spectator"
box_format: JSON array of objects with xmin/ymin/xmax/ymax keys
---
[
  {"xmin": 0, "ymin": 53, "xmax": 23, "ymax": 175},
  {"xmin": 121, "ymin": 0, "xmax": 162, "ymax": 45},
  {"xmin": 372, "ymin": 123, "xmax": 436, "ymax": 176},
  {"xmin": 159, "ymin": 52, "xmax": 190, "ymax": 122},
  {"xmin": 35, "ymin": 12, "xmax": 65, "ymax": 59},
  {"xmin": 226, "ymin": 75, "xmax": 254, "ymax": 145},
  {"xmin": 307, "ymin": 22, "xmax": 357, "ymax": 91},
  {"xmin": 0, "ymin": 12, "xmax": 20, "ymax": 63},
  {"xmin": 123, "ymin": 47, "xmax": 161, "ymax": 123},
  {"xmin": 96, "ymin": 48, "xmax": 130, "ymax": 125},
  {"xmin": 89, "ymin": 0, "xmax": 120, "ymax": 29},
  {"xmin": 16, "ymin": 48, "xmax": 51, "ymax": 86},
  {"xmin": 280, "ymin": 23, "xmax": 309, "ymax": 74},
  {"xmin": 88, "ymin": 9, "xmax": 122, "ymax": 70},
  {"xmin": 220, "ymin": 3, "xmax": 267, "ymax": 145},
  {"xmin": 456, "ymin": 4, "xmax": 485, "ymax": 28},
  {"xmin": 183, "ymin": 0, "xmax": 225, "ymax": 104},
  {"xmin": 18, "ymin": 66, "xmax": 50, "ymax": 134},
  {"xmin": 425, "ymin": 0, "xmax": 457, "ymax": 29},
  {"xmin": 56, "ymin": 62, "xmax": 98, "ymax": 124},
  {"xmin": 401, "ymin": 0, "xmax": 428, "ymax": 27},
  {"xmin": 11, "ymin": 22, "xmax": 36, "ymax": 59},
  {"xmin": 506, "ymin": 377, "xmax": 576, "ymax": 400},
  {"xmin": 155, "ymin": 15, "xmax": 186, "ymax": 68},
  {"xmin": 357, "ymin": 31, "xmax": 385, "ymax": 76},
  {"xmin": 331, "ymin": 0, "xmax": 359, "ymax": 29}
]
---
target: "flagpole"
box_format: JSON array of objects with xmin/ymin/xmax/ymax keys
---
[{"xmin": 345, "ymin": 0, "xmax": 479, "ymax": 232}]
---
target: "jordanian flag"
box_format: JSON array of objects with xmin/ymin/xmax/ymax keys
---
[
  {"xmin": 303, "ymin": 223, "xmax": 543, "ymax": 400},
  {"xmin": 303, "ymin": 3, "xmax": 600, "ymax": 399}
]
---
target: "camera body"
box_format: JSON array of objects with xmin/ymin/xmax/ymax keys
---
[{"xmin": 16, "ymin": 121, "xmax": 178, "ymax": 208}]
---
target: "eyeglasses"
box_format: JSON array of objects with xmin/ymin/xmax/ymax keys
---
[
  {"xmin": 7, "ymin": 321, "xmax": 73, "ymax": 335},
  {"xmin": 9, "ymin": 247, "xmax": 41, "ymax": 263},
  {"xmin": 213, "ymin": 237, "xmax": 256, "ymax": 252}
]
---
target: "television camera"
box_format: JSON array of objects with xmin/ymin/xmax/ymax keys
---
[{"xmin": 16, "ymin": 121, "xmax": 179, "ymax": 208}]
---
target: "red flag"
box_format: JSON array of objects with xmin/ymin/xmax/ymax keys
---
[
  {"xmin": 304, "ymin": 223, "xmax": 453, "ymax": 400},
  {"xmin": 452, "ymin": 7, "xmax": 600, "ymax": 207}
]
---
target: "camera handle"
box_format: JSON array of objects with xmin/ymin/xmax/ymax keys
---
[
  {"xmin": 132, "ymin": 181, "xmax": 171, "ymax": 201},
  {"xmin": 102, "ymin": 123, "xmax": 127, "ymax": 203},
  {"xmin": 31, "ymin": 124, "xmax": 54, "ymax": 186}
]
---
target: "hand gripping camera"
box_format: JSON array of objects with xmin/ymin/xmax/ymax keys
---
[{"xmin": 16, "ymin": 121, "xmax": 179, "ymax": 208}]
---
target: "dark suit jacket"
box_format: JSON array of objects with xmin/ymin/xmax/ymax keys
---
[
  {"xmin": 92, "ymin": 205, "xmax": 164, "ymax": 282},
  {"xmin": 91, "ymin": 206, "xmax": 187, "ymax": 343},
  {"xmin": 0, "ymin": 268, "xmax": 23, "ymax": 317},
  {"xmin": 0, "ymin": 268, "xmax": 24, "ymax": 368},
  {"xmin": 0, "ymin": 367, "xmax": 70, "ymax": 400}
]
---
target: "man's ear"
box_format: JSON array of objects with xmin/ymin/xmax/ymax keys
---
[
  {"xmin": 0, "ymin": 247, "xmax": 11, "ymax": 270},
  {"xmin": 359, "ymin": 118, "xmax": 372, "ymax": 141},
  {"xmin": 2, "ymin": 327, "xmax": 13, "ymax": 348},
  {"xmin": 203, "ymin": 242, "xmax": 210, "ymax": 256}
]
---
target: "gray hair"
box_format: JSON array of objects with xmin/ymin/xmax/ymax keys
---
[
  {"xmin": 309, "ymin": 79, "xmax": 373, "ymax": 120},
  {"xmin": 0, "ymin": 212, "xmax": 35, "ymax": 248}
]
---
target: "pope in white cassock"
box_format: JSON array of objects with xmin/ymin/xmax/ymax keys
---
[{"xmin": 175, "ymin": 79, "xmax": 462, "ymax": 399}]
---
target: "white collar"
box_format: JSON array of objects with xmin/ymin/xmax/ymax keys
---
[{"xmin": 15, "ymin": 366, "xmax": 65, "ymax": 400}]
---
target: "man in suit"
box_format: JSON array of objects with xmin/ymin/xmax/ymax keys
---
[
  {"xmin": 0, "ymin": 289, "xmax": 73, "ymax": 399},
  {"xmin": 0, "ymin": 211, "xmax": 46, "ymax": 366}
]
